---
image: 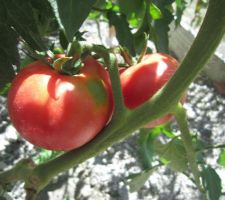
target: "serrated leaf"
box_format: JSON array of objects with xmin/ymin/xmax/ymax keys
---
[
  {"xmin": 151, "ymin": 0, "xmax": 174, "ymax": 53},
  {"xmin": 127, "ymin": 168, "xmax": 155, "ymax": 192},
  {"xmin": 49, "ymin": 0, "xmax": 97, "ymax": 42},
  {"xmin": 153, "ymin": 19, "xmax": 171, "ymax": 53},
  {"xmin": 107, "ymin": 11, "xmax": 136, "ymax": 56},
  {"xmin": 149, "ymin": 3, "xmax": 162, "ymax": 20},
  {"xmin": 201, "ymin": 166, "xmax": 222, "ymax": 200},
  {"xmin": 154, "ymin": 138, "xmax": 188, "ymax": 171},
  {"xmin": 218, "ymin": 150, "xmax": 225, "ymax": 167},
  {"xmin": 3, "ymin": 0, "xmax": 46, "ymax": 51},
  {"xmin": 134, "ymin": 15, "xmax": 153, "ymax": 54}
]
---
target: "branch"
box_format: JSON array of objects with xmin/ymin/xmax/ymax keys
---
[
  {"xmin": 174, "ymin": 104, "xmax": 203, "ymax": 191},
  {"xmin": 0, "ymin": 159, "xmax": 35, "ymax": 185},
  {"xmin": 100, "ymin": 51, "xmax": 127, "ymax": 116},
  {"xmin": 197, "ymin": 144, "xmax": 225, "ymax": 152}
]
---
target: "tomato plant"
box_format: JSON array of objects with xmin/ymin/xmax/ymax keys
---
[
  {"xmin": 0, "ymin": 0, "xmax": 225, "ymax": 199},
  {"xmin": 120, "ymin": 53, "xmax": 179, "ymax": 128},
  {"xmin": 7, "ymin": 57, "xmax": 112, "ymax": 151}
]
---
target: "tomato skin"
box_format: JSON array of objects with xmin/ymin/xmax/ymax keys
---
[
  {"xmin": 82, "ymin": 57, "xmax": 114, "ymax": 119},
  {"xmin": 120, "ymin": 53, "xmax": 179, "ymax": 128},
  {"xmin": 7, "ymin": 58, "xmax": 112, "ymax": 151},
  {"xmin": 144, "ymin": 114, "xmax": 174, "ymax": 128}
]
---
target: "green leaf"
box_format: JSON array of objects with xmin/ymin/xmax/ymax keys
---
[
  {"xmin": 0, "ymin": 24, "xmax": 18, "ymax": 93},
  {"xmin": 149, "ymin": 3, "xmax": 162, "ymax": 20},
  {"xmin": 34, "ymin": 149, "xmax": 63, "ymax": 164},
  {"xmin": 127, "ymin": 168, "xmax": 156, "ymax": 192},
  {"xmin": 153, "ymin": 138, "xmax": 188, "ymax": 172},
  {"xmin": 151, "ymin": 0, "xmax": 175, "ymax": 53},
  {"xmin": 107, "ymin": 10, "xmax": 136, "ymax": 56},
  {"xmin": 218, "ymin": 150, "xmax": 225, "ymax": 167},
  {"xmin": 118, "ymin": 0, "xmax": 146, "ymax": 27},
  {"xmin": 30, "ymin": 0, "xmax": 58, "ymax": 35},
  {"xmin": 160, "ymin": 124, "xmax": 176, "ymax": 138},
  {"xmin": 50, "ymin": 0, "xmax": 97, "ymax": 42},
  {"xmin": 138, "ymin": 125, "xmax": 176, "ymax": 169},
  {"xmin": 133, "ymin": 9, "xmax": 156, "ymax": 54},
  {"xmin": 201, "ymin": 166, "xmax": 222, "ymax": 200},
  {"xmin": 138, "ymin": 129, "xmax": 155, "ymax": 169},
  {"xmin": 138, "ymin": 128, "xmax": 162, "ymax": 169},
  {"xmin": 153, "ymin": 19, "xmax": 171, "ymax": 53},
  {"xmin": 2, "ymin": 0, "xmax": 46, "ymax": 51},
  {"xmin": 88, "ymin": 11, "xmax": 101, "ymax": 20},
  {"xmin": 175, "ymin": 0, "xmax": 186, "ymax": 25}
]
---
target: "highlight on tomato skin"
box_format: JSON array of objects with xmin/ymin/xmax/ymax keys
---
[
  {"xmin": 120, "ymin": 53, "xmax": 181, "ymax": 128},
  {"xmin": 7, "ymin": 58, "xmax": 113, "ymax": 151}
]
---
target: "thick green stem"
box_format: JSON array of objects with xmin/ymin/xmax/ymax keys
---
[
  {"xmin": 174, "ymin": 104, "xmax": 202, "ymax": 191},
  {"xmin": 102, "ymin": 52, "xmax": 127, "ymax": 116},
  {"xmin": 1, "ymin": 0, "xmax": 225, "ymax": 194},
  {"xmin": 162, "ymin": 0, "xmax": 225, "ymax": 99},
  {"xmin": 0, "ymin": 159, "xmax": 35, "ymax": 184},
  {"xmin": 31, "ymin": 119, "xmax": 127, "ymax": 191},
  {"xmin": 83, "ymin": 44, "xmax": 127, "ymax": 116}
]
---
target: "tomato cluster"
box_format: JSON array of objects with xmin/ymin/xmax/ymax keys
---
[{"xmin": 7, "ymin": 53, "xmax": 179, "ymax": 151}]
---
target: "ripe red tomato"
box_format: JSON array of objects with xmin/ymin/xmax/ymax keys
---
[
  {"xmin": 8, "ymin": 57, "xmax": 112, "ymax": 151},
  {"xmin": 120, "ymin": 53, "xmax": 179, "ymax": 128}
]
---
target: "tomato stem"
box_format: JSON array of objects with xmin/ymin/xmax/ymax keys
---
[
  {"xmin": 137, "ymin": 33, "xmax": 149, "ymax": 63},
  {"xmin": 0, "ymin": 159, "xmax": 35, "ymax": 186},
  {"xmin": 196, "ymin": 143, "xmax": 225, "ymax": 152},
  {"xmin": 104, "ymin": 52, "xmax": 127, "ymax": 115},
  {"xmin": 82, "ymin": 44, "xmax": 128, "ymax": 116},
  {"xmin": 118, "ymin": 47, "xmax": 134, "ymax": 66}
]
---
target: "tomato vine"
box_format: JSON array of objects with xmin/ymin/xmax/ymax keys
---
[{"xmin": 0, "ymin": 0, "xmax": 225, "ymax": 199}]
